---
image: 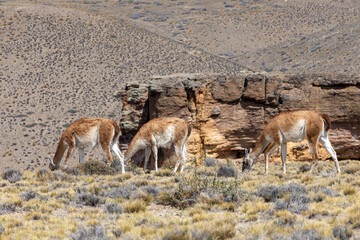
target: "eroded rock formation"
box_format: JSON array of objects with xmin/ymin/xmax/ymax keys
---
[{"xmin": 119, "ymin": 73, "xmax": 360, "ymax": 167}]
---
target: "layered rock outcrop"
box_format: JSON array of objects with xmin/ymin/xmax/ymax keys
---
[{"xmin": 119, "ymin": 73, "xmax": 360, "ymax": 167}]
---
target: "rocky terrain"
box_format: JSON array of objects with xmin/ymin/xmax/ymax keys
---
[
  {"xmin": 0, "ymin": 0, "xmax": 359, "ymax": 171},
  {"xmin": 121, "ymin": 73, "xmax": 360, "ymax": 168}
]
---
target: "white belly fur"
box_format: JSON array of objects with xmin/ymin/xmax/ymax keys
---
[
  {"xmin": 280, "ymin": 119, "xmax": 306, "ymax": 143},
  {"xmin": 74, "ymin": 126, "xmax": 99, "ymax": 149},
  {"xmin": 153, "ymin": 125, "xmax": 175, "ymax": 148}
]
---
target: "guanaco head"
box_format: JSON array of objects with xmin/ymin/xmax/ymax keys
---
[
  {"xmin": 242, "ymin": 148, "xmax": 253, "ymax": 172},
  {"xmin": 49, "ymin": 158, "xmax": 59, "ymax": 171}
]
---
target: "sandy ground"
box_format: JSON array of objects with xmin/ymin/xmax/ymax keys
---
[{"xmin": 0, "ymin": 0, "xmax": 359, "ymax": 171}]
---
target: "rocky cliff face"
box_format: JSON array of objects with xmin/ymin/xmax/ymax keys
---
[{"xmin": 119, "ymin": 73, "xmax": 360, "ymax": 167}]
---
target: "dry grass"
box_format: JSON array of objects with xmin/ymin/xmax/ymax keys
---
[{"xmin": 0, "ymin": 160, "xmax": 359, "ymax": 239}]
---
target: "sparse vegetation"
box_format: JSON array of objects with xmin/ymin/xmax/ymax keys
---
[{"xmin": 0, "ymin": 160, "xmax": 359, "ymax": 239}]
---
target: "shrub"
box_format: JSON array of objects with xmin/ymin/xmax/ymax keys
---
[
  {"xmin": 2, "ymin": 169, "xmax": 21, "ymax": 183},
  {"xmin": 311, "ymin": 187, "xmax": 338, "ymax": 197},
  {"xmin": 103, "ymin": 202, "xmax": 123, "ymax": 214},
  {"xmin": 274, "ymin": 193, "xmax": 311, "ymax": 214},
  {"xmin": 36, "ymin": 168, "xmax": 51, "ymax": 181},
  {"xmin": 70, "ymin": 225, "xmax": 110, "ymax": 240},
  {"xmin": 332, "ymin": 225, "xmax": 352, "ymax": 240},
  {"xmin": 0, "ymin": 224, "xmax": 3, "ymax": 236},
  {"xmin": 217, "ymin": 165, "xmax": 236, "ymax": 178},
  {"xmin": 258, "ymin": 183, "xmax": 307, "ymax": 202},
  {"xmin": 0, "ymin": 203, "xmax": 17, "ymax": 214},
  {"xmin": 76, "ymin": 160, "xmax": 115, "ymax": 175},
  {"xmin": 204, "ymin": 158, "xmax": 218, "ymax": 167},
  {"xmin": 258, "ymin": 185, "xmax": 281, "ymax": 202},
  {"xmin": 291, "ymin": 229, "xmax": 323, "ymax": 240},
  {"xmin": 106, "ymin": 184, "xmax": 137, "ymax": 199},
  {"xmin": 77, "ymin": 193, "xmax": 101, "ymax": 207},
  {"xmin": 21, "ymin": 190, "xmax": 37, "ymax": 201},
  {"xmin": 141, "ymin": 185, "xmax": 160, "ymax": 197},
  {"xmin": 158, "ymin": 174, "xmax": 245, "ymax": 209}
]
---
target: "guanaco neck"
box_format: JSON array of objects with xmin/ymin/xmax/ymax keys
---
[
  {"xmin": 124, "ymin": 135, "xmax": 145, "ymax": 161},
  {"xmin": 249, "ymin": 133, "xmax": 269, "ymax": 161}
]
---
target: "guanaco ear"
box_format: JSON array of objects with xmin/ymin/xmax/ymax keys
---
[
  {"xmin": 249, "ymin": 148, "xmax": 253, "ymax": 153},
  {"xmin": 244, "ymin": 148, "xmax": 248, "ymax": 157}
]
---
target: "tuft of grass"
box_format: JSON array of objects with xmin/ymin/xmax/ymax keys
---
[
  {"xmin": 130, "ymin": 189, "xmax": 153, "ymax": 204},
  {"xmin": 123, "ymin": 200, "xmax": 147, "ymax": 213},
  {"xmin": 155, "ymin": 169, "xmax": 173, "ymax": 177},
  {"xmin": 36, "ymin": 168, "xmax": 51, "ymax": 181},
  {"xmin": 343, "ymin": 185, "xmax": 356, "ymax": 196},
  {"xmin": 274, "ymin": 210, "xmax": 296, "ymax": 225},
  {"xmin": 301, "ymin": 174, "xmax": 314, "ymax": 183},
  {"xmin": 2, "ymin": 169, "xmax": 22, "ymax": 183},
  {"xmin": 219, "ymin": 202, "xmax": 236, "ymax": 212}
]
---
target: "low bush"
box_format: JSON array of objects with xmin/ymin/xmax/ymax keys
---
[
  {"xmin": 103, "ymin": 202, "xmax": 123, "ymax": 214},
  {"xmin": 63, "ymin": 167, "xmax": 81, "ymax": 176},
  {"xmin": 105, "ymin": 184, "xmax": 137, "ymax": 199},
  {"xmin": 21, "ymin": 190, "xmax": 37, "ymax": 201},
  {"xmin": 291, "ymin": 229, "xmax": 323, "ymax": 240},
  {"xmin": 76, "ymin": 160, "xmax": 115, "ymax": 175},
  {"xmin": 332, "ymin": 225, "xmax": 352, "ymax": 240},
  {"xmin": 70, "ymin": 225, "xmax": 110, "ymax": 240},
  {"xmin": 217, "ymin": 165, "xmax": 236, "ymax": 178},
  {"xmin": 2, "ymin": 169, "xmax": 22, "ymax": 183},
  {"xmin": 204, "ymin": 158, "xmax": 218, "ymax": 167},
  {"xmin": 141, "ymin": 185, "xmax": 160, "ymax": 197},
  {"xmin": 258, "ymin": 183, "xmax": 307, "ymax": 202},
  {"xmin": 158, "ymin": 174, "xmax": 245, "ymax": 209},
  {"xmin": 77, "ymin": 193, "xmax": 101, "ymax": 207}
]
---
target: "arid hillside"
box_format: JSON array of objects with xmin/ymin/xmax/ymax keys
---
[{"xmin": 0, "ymin": 2, "xmax": 243, "ymax": 171}]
